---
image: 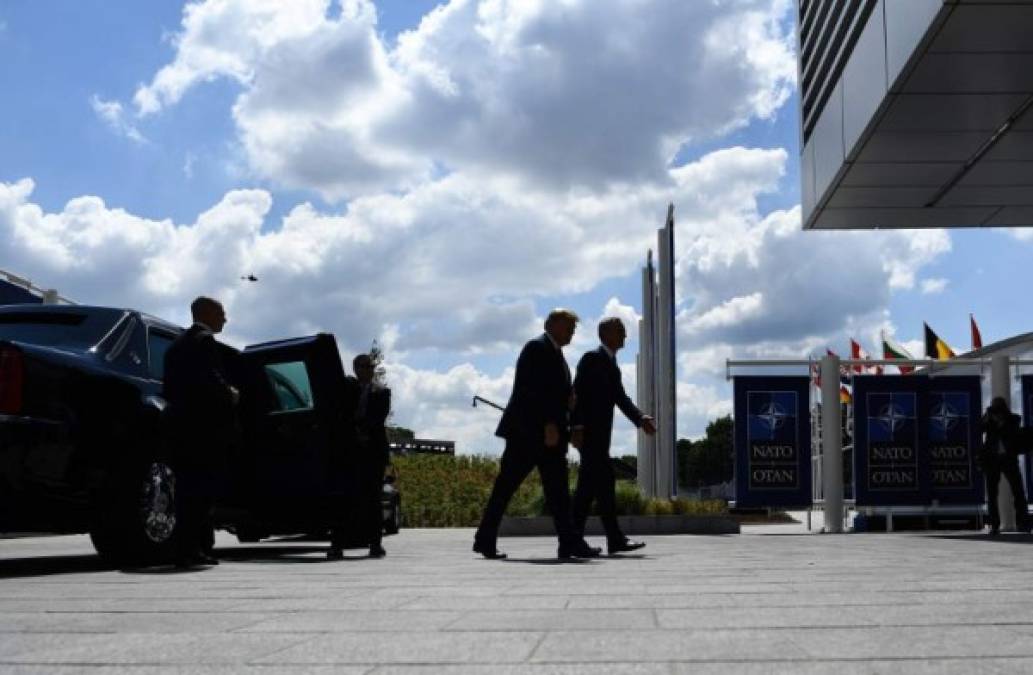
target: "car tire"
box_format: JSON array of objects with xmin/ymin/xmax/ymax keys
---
[{"xmin": 90, "ymin": 461, "xmax": 179, "ymax": 565}]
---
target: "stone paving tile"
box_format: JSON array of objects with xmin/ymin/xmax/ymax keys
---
[
  {"xmin": 668, "ymin": 658, "xmax": 1021, "ymax": 674},
  {"xmin": 0, "ymin": 667, "xmax": 372, "ymax": 675},
  {"xmin": 251, "ymin": 631, "xmax": 543, "ymax": 665},
  {"xmin": 7, "ymin": 527, "xmax": 1033, "ymax": 672},
  {"xmin": 398, "ymin": 595, "xmax": 570, "ymax": 610},
  {"xmin": 0, "ymin": 633, "xmax": 308, "ymax": 665},
  {"xmin": 238, "ymin": 610, "xmax": 462, "ymax": 632},
  {"xmin": 793, "ymin": 625, "xmax": 1033, "ymax": 660},
  {"xmin": 531, "ymin": 629, "xmax": 809, "ymax": 663},
  {"xmin": 655, "ymin": 606, "xmax": 877, "ymax": 629},
  {"xmin": 28, "ymin": 612, "xmax": 277, "ymax": 634},
  {"xmin": 372, "ymin": 665, "xmax": 671, "ymax": 674},
  {"xmin": 444, "ymin": 609, "xmax": 657, "ymax": 631}
]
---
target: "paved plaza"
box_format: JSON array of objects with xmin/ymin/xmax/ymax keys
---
[{"xmin": 2, "ymin": 524, "xmax": 1033, "ymax": 673}]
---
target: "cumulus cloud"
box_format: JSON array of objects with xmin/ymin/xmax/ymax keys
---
[
  {"xmin": 920, "ymin": 277, "xmax": 948, "ymax": 295},
  {"xmin": 90, "ymin": 95, "xmax": 146, "ymax": 144},
  {"xmin": 0, "ymin": 135, "xmax": 953, "ymax": 450},
  {"xmin": 132, "ymin": 0, "xmax": 797, "ymax": 198}
]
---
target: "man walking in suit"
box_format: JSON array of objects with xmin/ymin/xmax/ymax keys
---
[
  {"xmin": 571, "ymin": 317, "xmax": 655, "ymax": 555},
  {"xmin": 474, "ymin": 309, "xmax": 600, "ymax": 560},
  {"xmin": 163, "ymin": 296, "xmax": 238, "ymax": 567},
  {"xmin": 329, "ymin": 353, "xmax": 391, "ymax": 559}
]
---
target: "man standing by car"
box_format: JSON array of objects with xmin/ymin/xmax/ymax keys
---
[
  {"xmin": 163, "ymin": 296, "xmax": 238, "ymax": 567},
  {"xmin": 473, "ymin": 309, "xmax": 600, "ymax": 560},
  {"xmin": 328, "ymin": 353, "xmax": 390, "ymax": 560},
  {"xmin": 979, "ymin": 397, "xmax": 1030, "ymax": 535},
  {"xmin": 571, "ymin": 317, "xmax": 655, "ymax": 555}
]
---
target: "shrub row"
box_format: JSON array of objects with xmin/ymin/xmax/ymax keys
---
[{"xmin": 392, "ymin": 454, "xmax": 726, "ymax": 528}]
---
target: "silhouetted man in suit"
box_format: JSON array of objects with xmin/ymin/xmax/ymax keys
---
[
  {"xmin": 571, "ymin": 317, "xmax": 655, "ymax": 554},
  {"xmin": 474, "ymin": 309, "xmax": 600, "ymax": 560},
  {"xmin": 329, "ymin": 354, "xmax": 391, "ymax": 559},
  {"xmin": 979, "ymin": 397, "xmax": 1030, "ymax": 534},
  {"xmin": 163, "ymin": 296, "xmax": 238, "ymax": 567}
]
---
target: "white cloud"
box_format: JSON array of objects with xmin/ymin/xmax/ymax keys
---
[
  {"xmin": 0, "ymin": 135, "xmax": 953, "ymax": 451},
  {"xmin": 132, "ymin": 0, "xmax": 797, "ymax": 199},
  {"xmin": 90, "ymin": 95, "xmax": 146, "ymax": 144},
  {"xmin": 920, "ymin": 277, "xmax": 948, "ymax": 295}
]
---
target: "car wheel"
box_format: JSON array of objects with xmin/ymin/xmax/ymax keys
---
[{"xmin": 90, "ymin": 461, "xmax": 179, "ymax": 565}]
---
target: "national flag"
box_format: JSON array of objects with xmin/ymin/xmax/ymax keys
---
[
  {"xmin": 882, "ymin": 333, "xmax": 915, "ymax": 375},
  {"xmin": 970, "ymin": 314, "xmax": 983, "ymax": 351},
  {"xmin": 839, "ymin": 385, "xmax": 852, "ymax": 405},
  {"xmin": 924, "ymin": 323, "xmax": 956, "ymax": 360},
  {"xmin": 850, "ymin": 338, "xmax": 884, "ymax": 375},
  {"xmin": 849, "ymin": 339, "xmax": 864, "ymax": 374}
]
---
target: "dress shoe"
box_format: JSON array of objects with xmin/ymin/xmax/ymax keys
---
[
  {"xmin": 369, "ymin": 545, "xmax": 386, "ymax": 558},
  {"xmin": 326, "ymin": 547, "xmax": 344, "ymax": 560},
  {"xmin": 989, "ymin": 526, "xmax": 1000, "ymax": 536},
  {"xmin": 197, "ymin": 553, "xmax": 219, "ymax": 565},
  {"xmin": 472, "ymin": 541, "xmax": 507, "ymax": 559},
  {"xmin": 608, "ymin": 539, "xmax": 646, "ymax": 555},
  {"xmin": 558, "ymin": 542, "xmax": 602, "ymax": 559}
]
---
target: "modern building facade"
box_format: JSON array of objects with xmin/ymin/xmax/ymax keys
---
[{"xmin": 799, "ymin": 1, "xmax": 1033, "ymax": 230}]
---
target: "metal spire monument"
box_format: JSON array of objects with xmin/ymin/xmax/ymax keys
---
[{"xmin": 637, "ymin": 205, "xmax": 677, "ymax": 498}]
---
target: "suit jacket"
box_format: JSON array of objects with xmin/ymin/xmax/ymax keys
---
[
  {"xmin": 496, "ymin": 333, "xmax": 572, "ymax": 446},
  {"xmin": 349, "ymin": 375, "xmax": 391, "ymax": 466},
  {"xmin": 980, "ymin": 411, "xmax": 1026, "ymax": 466},
  {"xmin": 162, "ymin": 324, "xmax": 237, "ymax": 466},
  {"xmin": 571, "ymin": 346, "xmax": 644, "ymax": 455}
]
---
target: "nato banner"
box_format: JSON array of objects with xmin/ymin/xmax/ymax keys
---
[
  {"xmin": 854, "ymin": 376, "xmax": 983, "ymax": 506},
  {"xmin": 926, "ymin": 376, "xmax": 983, "ymax": 505},
  {"xmin": 854, "ymin": 376, "xmax": 927, "ymax": 506},
  {"xmin": 733, "ymin": 376, "xmax": 811, "ymax": 507}
]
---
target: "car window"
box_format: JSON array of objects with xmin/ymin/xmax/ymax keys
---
[
  {"xmin": 264, "ymin": 361, "xmax": 314, "ymax": 412},
  {"xmin": 0, "ymin": 309, "xmax": 125, "ymax": 348},
  {"xmin": 147, "ymin": 331, "xmax": 177, "ymax": 379}
]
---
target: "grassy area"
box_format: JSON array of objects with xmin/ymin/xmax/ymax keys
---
[{"xmin": 393, "ymin": 454, "xmax": 726, "ymax": 528}]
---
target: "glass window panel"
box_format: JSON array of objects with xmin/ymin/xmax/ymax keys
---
[{"xmin": 265, "ymin": 361, "xmax": 314, "ymax": 412}]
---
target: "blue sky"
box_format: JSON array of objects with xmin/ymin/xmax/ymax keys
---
[{"xmin": 1, "ymin": 0, "xmax": 1029, "ymax": 454}]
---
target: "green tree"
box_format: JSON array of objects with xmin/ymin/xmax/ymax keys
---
[{"xmin": 680, "ymin": 415, "xmax": 734, "ymax": 486}]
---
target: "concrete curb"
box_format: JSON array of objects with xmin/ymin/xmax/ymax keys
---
[{"xmin": 499, "ymin": 514, "xmax": 740, "ymax": 536}]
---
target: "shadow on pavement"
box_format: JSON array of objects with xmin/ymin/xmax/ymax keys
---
[
  {"xmin": 0, "ymin": 545, "xmax": 351, "ymax": 579},
  {"xmin": 501, "ymin": 557, "xmax": 596, "ymax": 565},
  {"xmin": 925, "ymin": 533, "xmax": 1033, "ymax": 545},
  {"xmin": 0, "ymin": 554, "xmax": 116, "ymax": 580}
]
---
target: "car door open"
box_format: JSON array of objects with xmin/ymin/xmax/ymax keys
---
[{"xmin": 238, "ymin": 334, "xmax": 349, "ymax": 533}]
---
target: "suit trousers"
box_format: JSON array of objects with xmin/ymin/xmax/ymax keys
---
[
  {"xmin": 572, "ymin": 450, "xmax": 623, "ymax": 544},
  {"xmin": 985, "ymin": 455, "xmax": 1030, "ymax": 529},
  {"xmin": 476, "ymin": 439, "xmax": 577, "ymax": 548},
  {"xmin": 175, "ymin": 467, "xmax": 217, "ymax": 559},
  {"xmin": 332, "ymin": 455, "xmax": 386, "ymax": 549}
]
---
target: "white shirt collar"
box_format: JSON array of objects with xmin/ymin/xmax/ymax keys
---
[
  {"xmin": 192, "ymin": 321, "xmax": 214, "ymax": 335},
  {"xmin": 545, "ymin": 332, "xmax": 561, "ymax": 351},
  {"xmin": 601, "ymin": 344, "xmax": 616, "ymax": 360}
]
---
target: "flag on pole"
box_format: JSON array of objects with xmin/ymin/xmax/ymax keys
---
[
  {"xmin": 924, "ymin": 322, "xmax": 956, "ymax": 360},
  {"xmin": 970, "ymin": 314, "xmax": 983, "ymax": 351},
  {"xmin": 850, "ymin": 338, "xmax": 884, "ymax": 375},
  {"xmin": 882, "ymin": 332, "xmax": 915, "ymax": 374},
  {"xmin": 839, "ymin": 385, "xmax": 852, "ymax": 405}
]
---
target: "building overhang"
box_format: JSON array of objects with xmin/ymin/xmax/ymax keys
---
[{"xmin": 800, "ymin": 1, "xmax": 1033, "ymax": 230}]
